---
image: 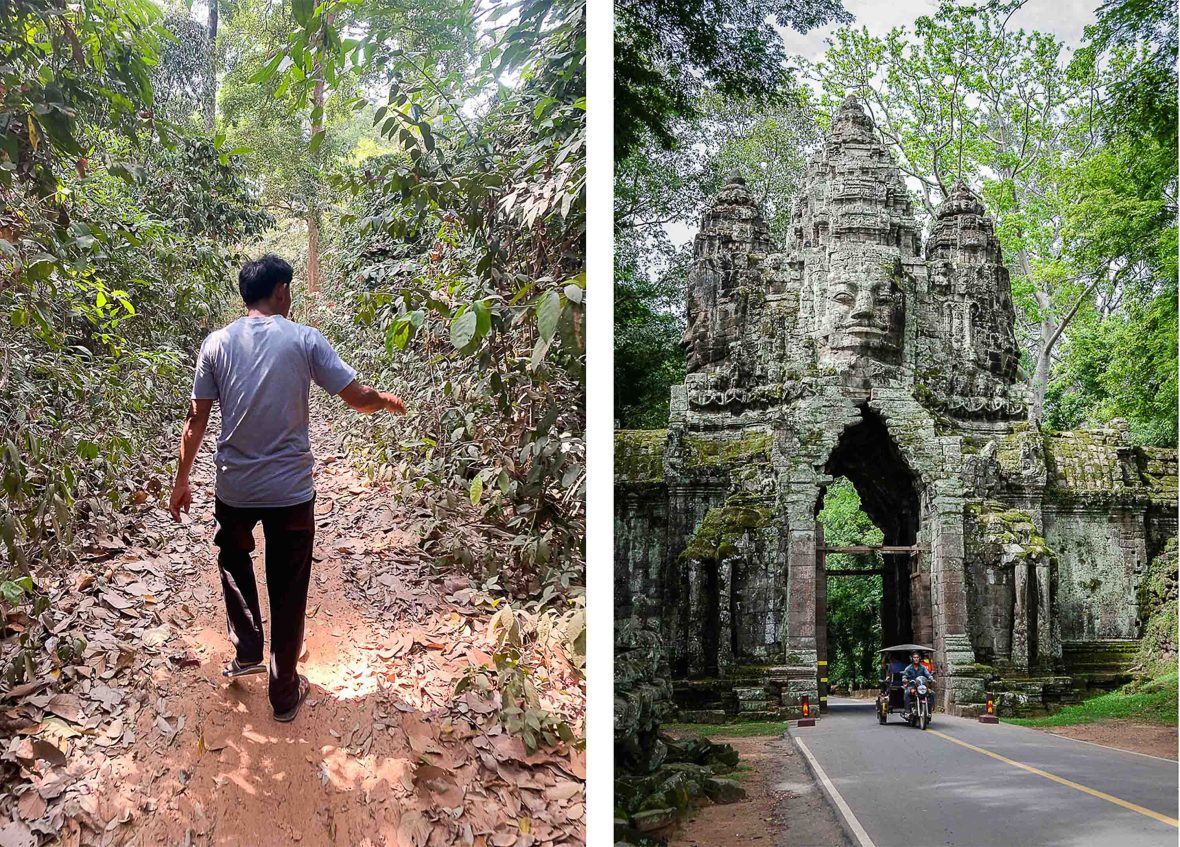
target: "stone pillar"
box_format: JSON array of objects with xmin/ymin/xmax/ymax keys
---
[
  {"xmin": 911, "ymin": 552, "xmax": 934, "ymax": 646},
  {"xmin": 685, "ymin": 559, "xmax": 707, "ymax": 676},
  {"xmin": 718, "ymin": 557, "xmax": 734, "ymax": 676},
  {"xmin": 929, "ymin": 483, "xmax": 981, "ymax": 713},
  {"xmin": 1034, "ymin": 557, "xmax": 1057, "ymax": 670},
  {"xmin": 786, "ymin": 529, "xmax": 817, "ymax": 652},
  {"xmin": 815, "ymin": 522, "xmax": 829, "ymax": 712},
  {"xmin": 1011, "ymin": 560, "xmax": 1030, "ymax": 671},
  {"xmin": 780, "ymin": 478, "xmax": 821, "ymax": 714}
]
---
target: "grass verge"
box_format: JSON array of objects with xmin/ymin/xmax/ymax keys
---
[
  {"xmin": 1003, "ymin": 673, "xmax": 1178, "ymax": 727},
  {"xmin": 662, "ymin": 720, "xmax": 789, "ymax": 738}
]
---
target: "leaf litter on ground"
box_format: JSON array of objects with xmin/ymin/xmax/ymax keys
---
[{"xmin": 0, "ymin": 406, "xmax": 584, "ymax": 846}]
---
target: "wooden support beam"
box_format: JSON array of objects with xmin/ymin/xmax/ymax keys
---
[{"xmin": 818, "ymin": 545, "xmax": 925, "ymax": 554}]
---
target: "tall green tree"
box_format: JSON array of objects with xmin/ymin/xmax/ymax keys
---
[
  {"xmin": 1044, "ymin": 0, "xmax": 1177, "ymax": 444},
  {"xmin": 613, "ymin": 0, "xmax": 850, "ymax": 157}
]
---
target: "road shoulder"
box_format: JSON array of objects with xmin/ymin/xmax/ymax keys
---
[
  {"xmin": 1030, "ymin": 720, "xmax": 1178, "ymax": 761},
  {"xmin": 668, "ymin": 733, "xmax": 850, "ymax": 847},
  {"xmin": 787, "ymin": 724, "xmax": 865, "ymax": 847}
]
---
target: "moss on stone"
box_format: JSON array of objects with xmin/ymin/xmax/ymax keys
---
[
  {"xmin": 683, "ymin": 431, "xmax": 772, "ymax": 469},
  {"xmin": 1136, "ymin": 537, "xmax": 1178, "ymax": 676},
  {"xmin": 972, "ymin": 502, "xmax": 1056, "ymax": 563},
  {"xmin": 680, "ymin": 497, "xmax": 772, "ymax": 562},
  {"xmin": 616, "ymin": 430, "xmax": 667, "ymax": 482}
]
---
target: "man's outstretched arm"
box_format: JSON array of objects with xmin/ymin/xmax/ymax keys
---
[
  {"xmin": 169, "ymin": 399, "xmax": 214, "ymax": 521},
  {"xmin": 338, "ymin": 380, "xmax": 406, "ymax": 415}
]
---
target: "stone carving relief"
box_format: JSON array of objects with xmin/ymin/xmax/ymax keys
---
[
  {"xmin": 682, "ymin": 172, "xmax": 772, "ymax": 375},
  {"xmin": 815, "ymin": 249, "xmax": 906, "ymax": 370},
  {"xmin": 679, "ymin": 102, "xmax": 1031, "ymax": 420}
]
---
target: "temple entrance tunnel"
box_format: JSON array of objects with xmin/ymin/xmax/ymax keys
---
[
  {"xmin": 815, "ymin": 482, "xmax": 884, "ymax": 697},
  {"xmin": 815, "ymin": 408, "xmax": 927, "ymax": 710}
]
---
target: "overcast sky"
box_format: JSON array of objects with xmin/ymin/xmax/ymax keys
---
[{"xmin": 776, "ymin": 0, "xmax": 1097, "ymax": 61}]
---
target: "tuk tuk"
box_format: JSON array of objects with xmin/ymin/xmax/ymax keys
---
[{"xmin": 875, "ymin": 644, "xmax": 935, "ymax": 728}]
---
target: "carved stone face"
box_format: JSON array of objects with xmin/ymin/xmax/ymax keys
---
[{"xmin": 818, "ymin": 252, "xmax": 906, "ymax": 366}]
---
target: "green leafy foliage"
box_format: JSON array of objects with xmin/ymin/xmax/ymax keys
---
[
  {"xmin": 818, "ymin": 479, "xmax": 883, "ymax": 691},
  {"xmin": 1043, "ymin": 0, "xmax": 1178, "ymax": 445},
  {"xmin": 456, "ymin": 602, "xmax": 584, "ymax": 754},
  {"xmin": 265, "ymin": 0, "xmax": 585, "ymax": 602},
  {"xmin": 614, "ymin": 271, "xmax": 685, "ymax": 429},
  {"xmin": 0, "ymin": 1, "xmax": 270, "ymax": 574},
  {"xmin": 613, "ymin": 0, "xmax": 850, "ymax": 156}
]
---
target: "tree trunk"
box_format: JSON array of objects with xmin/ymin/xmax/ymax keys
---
[
  {"xmin": 1029, "ymin": 293, "xmax": 1055, "ymax": 426},
  {"xmin": 306, "ymin": 213, "xmax": 321, "ymax": 295},
  {"xmin": 1006, "ymin": 191, "xmax": 1054, "ymax": 428},
  {"xmin": 205, "ymin": 0, "xmax": 219, "ymax": 132},
  {"xmin": 305, "ymin": 30, "xmax": 327, "ymax": 296}
]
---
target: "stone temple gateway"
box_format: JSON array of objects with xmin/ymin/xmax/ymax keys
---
[{"xmin": 615, "ymin": 98, "xmax": 1177, "ymax": 719}]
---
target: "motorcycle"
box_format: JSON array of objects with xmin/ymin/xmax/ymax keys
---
[{"xmin": 904, "ymin": 677, "xmax": 934, "ymax": 730}]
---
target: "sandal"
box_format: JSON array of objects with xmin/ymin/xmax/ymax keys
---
[
  {"xmin": 223, "ymin": 658, "xmax": 267, "ymax": 679},
  {"xmin": 274, "ymin": 675, "xmax": 311, "ymax": 723}
]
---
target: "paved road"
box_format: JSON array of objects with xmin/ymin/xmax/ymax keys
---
[{"xmin": 788, "ymin": 697, "xmax": 1178, "ymax": 847}]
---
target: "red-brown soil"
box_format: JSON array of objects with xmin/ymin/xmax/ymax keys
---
[
  {"xmin": 0, "ymin": 412, "xmax": 584, "ymax": 846},
  {"xmin": 667, "ymin": 734, "xmax": 849, "ymax": 847},
  {"xmin": 1038, "ymin": 720, "xmax": 1178, "ymax": 761}
]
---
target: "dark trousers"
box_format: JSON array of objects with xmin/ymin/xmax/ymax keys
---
[{"xmin": 213, "ymin": 496, "xmax": 315, "ymax": 713}]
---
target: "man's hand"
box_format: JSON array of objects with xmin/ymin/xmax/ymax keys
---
[
  {"xmin": 380, "ymin": 392, "xmax": 406, "ymax": 415},
  {"xmin": 169, "ymin": 480, "xmax": 192, "ymax": 521},
  {"xmin": 339, "ymin": 381, "xmax": 406, "ymax": 415},
  {"xmin": 170, "ymin": 399, "xmax": 212, "ymax": 523}
]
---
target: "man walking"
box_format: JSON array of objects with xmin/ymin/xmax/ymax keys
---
[{"xmin": 168, "ymin": 254, "xmax": 405, "ymax": 722}]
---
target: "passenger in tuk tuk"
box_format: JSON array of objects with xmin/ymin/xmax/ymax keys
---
[{"xmin": 884, "ymin": 655, "xmax": 907, "ymax": 683}]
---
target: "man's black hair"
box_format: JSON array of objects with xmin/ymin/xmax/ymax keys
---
[{"xmin": 239, "ymin": 254, "xmax": 293, "ymax": 305}]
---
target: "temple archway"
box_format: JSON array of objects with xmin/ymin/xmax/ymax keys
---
[
  {"xmin": 824, "ymin": 407, "xmax": 924, "ymax": 645},
  {"xmin": 812, "ymin": 407, "xmax": 931, "ymax": 709}
]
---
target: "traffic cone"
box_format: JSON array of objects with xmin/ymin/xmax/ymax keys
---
[
  {"xmin": 797, "ymin": 693, "xmax": 816, "ymax": 727},
  {"xmin": 979, "ymin": 691, "xmax": 999, "ymax": 723}
]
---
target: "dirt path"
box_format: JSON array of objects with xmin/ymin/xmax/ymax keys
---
[
  {"xmin": 667, "ymin": 734, "xmax": 848, "ymax": 847},
  {"xmin": 0, "ymin": 410, "xmax": 584, "ymax": 847},
  {"xmin": 1036, "ymin": 721, "xmax": 1178, "ymax": 760}
]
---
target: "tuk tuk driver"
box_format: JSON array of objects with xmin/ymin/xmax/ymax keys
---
[{"xmin": 902, "ymin": 651, "xmax": 935, "ymax": 711}]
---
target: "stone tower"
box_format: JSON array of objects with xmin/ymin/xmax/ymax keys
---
[{"xmin": 615, "ymin": 97, "xmax": 1177, "ymax": 719}]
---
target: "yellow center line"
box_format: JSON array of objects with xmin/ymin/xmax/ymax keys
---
[{"xmin": 928, "ymin": 730, "xmax": 1178, "ymax": 828}]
